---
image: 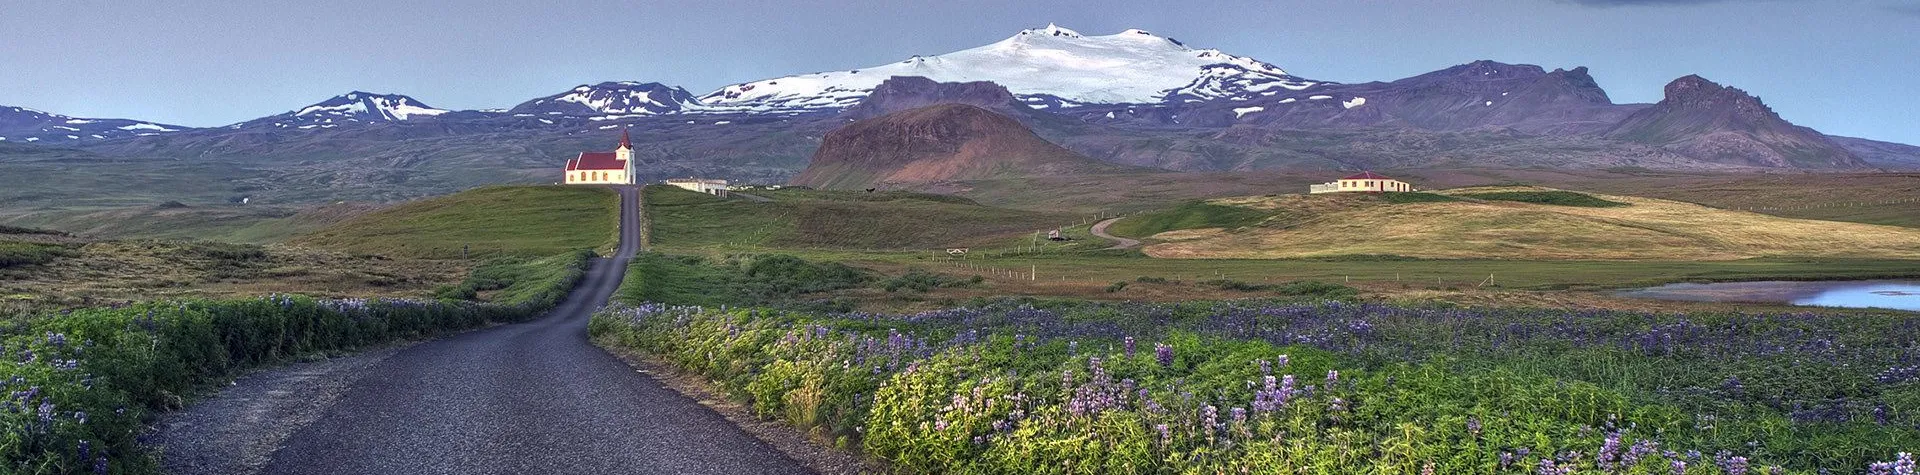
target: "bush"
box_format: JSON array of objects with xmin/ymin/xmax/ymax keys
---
[
  {"xmin": 0, "ymin": 242, "xmax": 75, "ymax": 268},
  {"xmin": 881, "ymin": 269, "xmax": 980, "ymax": 293},
  {"xmin": 1104, "ymin": 281, "xmax": 1129, "ymax": 293},
  {"xmin": 0, "ymin": 249, "xmax": 593, "ymax": 473},
  {"xmin": 1459, "ymin": 190, "xmax": 1628, "ymax": 207},
  {"xmin": 1379, "ymin": 192, "xmax": 1461, "ymax": 204}
]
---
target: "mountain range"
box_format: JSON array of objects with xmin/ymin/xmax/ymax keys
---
[{"xmin": 2, "ymin": 24, "xmax": 1915, "ymax": 205}]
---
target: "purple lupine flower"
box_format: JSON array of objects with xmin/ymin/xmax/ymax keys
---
[
  {"xmin": 1867, "ymin": 452, "xmax": 1915, "ymax": 475},
  {"xmin": 1597, "ymin": 431, "xmax": 1622, "ymax": 470},
  {"xmin": 93, "ymin": 456, "xmax": 108, "ymax": 474},
  {"xmin": 1671, "ymin": 460, "xmax": 1687, "ymax": 475},
  {"xmin": 1154, "ymin": 343, "xmax": 1173, "ymax": 368},
  {"xmin": 1326, "ymin": 370, "xmax": 1340, "ymax": 387},
  {"xmin": 1719, "ymin": 454, "xmax": 1749, "ymax": 475},
  {"xmin": 1259, "ymin": 359, "xmax": 1271, "ymax": 375},
  {"xmin": 1467, "ymin": 417, "xmax": 1482, "ymax": 437},
  {"xmin": 1275, "ymin": 354, "xmax": 1289, "ymax": 368},
  {"xmin": 1123, "ymin": 336, "xmax": 1136, "ymax": 358},
  {"xmin": 1231, "ymin": 407, "xmax": 1247, "ymax": 426},
  {"xmin": 1202, "ymin": 405, "xmax": 1219, "ymax": 443},
  {"xmin": 1537, "ymin": 460, "xmax": 1570, "ymax": 475},
  {"xmin": 1155, "ymin": 423, "xmax": 1171, "ymax": 447},
  {"xmin": 1499, "ymin": 452, "xmax": 1514, "ymax": 469},
  {"xmin": 1068, "ymin": 340, "xmax": 1079, "ymax": 355},
  {"xmin": 1624, "ymin": 440, "xmax": 1658, "ymax": 469}
]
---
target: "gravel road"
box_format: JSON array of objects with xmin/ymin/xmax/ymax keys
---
[
  {"xmin": 1090, "ymin": 217, "xmax": 1142, "ymax": 250},
  {"xmin": 154, "ymin": 186, "xmax": 811, "ymax": 475}
]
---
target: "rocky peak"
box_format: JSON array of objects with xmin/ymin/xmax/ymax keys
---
[
  {"xmin": 842, "ymin": 76, "xmax": 1027, "ymax": 120},
  {"xmin": 1659, "ymin": 75, "xmax": 1776, "ymax": 121}
]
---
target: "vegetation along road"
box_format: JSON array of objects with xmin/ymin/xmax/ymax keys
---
[{"xmin": 163, "ymin": 186, "xmax": 809, "ymax": 474}]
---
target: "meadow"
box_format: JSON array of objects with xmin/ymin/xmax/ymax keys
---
[
  {"xmin": 294, "ymin": 185, "xmax": 618, "ymax": 259},
  {"xmin": 591, "ymin": 295, "xmax": 1920, "ymax": 473}
]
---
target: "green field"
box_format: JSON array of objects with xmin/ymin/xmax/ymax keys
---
[
  {"xmin": 647, "ymin": 186, "xmax": 1074, "ymax": 253},
  {"xmin": 296, "ymin": 185, "xmax": 618, "ymax": 259}
]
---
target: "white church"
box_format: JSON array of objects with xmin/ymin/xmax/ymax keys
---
[{"xmin": 563, "ymin": 129, "xmax": 637, "ymax": 185}]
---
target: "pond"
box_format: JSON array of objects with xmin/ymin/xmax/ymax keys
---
[{"xmin": 1619, "ymin": 280, "xmax": 1920, "ymax": 312}]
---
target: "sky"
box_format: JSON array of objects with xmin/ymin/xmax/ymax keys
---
[{"xmin": 3, "ymin": 0, "xmax": 1916, "ymax": 144}]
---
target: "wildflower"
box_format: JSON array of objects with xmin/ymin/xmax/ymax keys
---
[
  {"xmin": 1155, "ymin": 423, "xmax": 1171, "ymax": 447},
  {"xmin": 1467, "ymin": 417, "xmax": 1482, "ymax": 438},
  {"xmin": 1326, "ymin": 370, "xmax": 1339, "ymax": 387},
  {"xmin": 1276, "ymin": 354, "xmax": 1289, "ymax": 368},
  {"xmin": 1124, "ymin": 336, "xmax": 1136, "ymax": 358},
  {"xmin": 1671, "ymin": 460, "xmax": 1687, "ymax": 475},
  {"xmin": 1155, "ymin": 343, "xmax": 1173, "ymax": 368},
  {"xmin": 1624, "ymin": 440, "xmax": 1658, "ymax": 469},
  {"xmin": 1597, "ymin": 431, "xmax": 1622, "ymax": 470},
  {"xmin": 94, "ymin": 456, "xmax": 108, "ymax": 474},
  {"xmin": 1537, "ymin": 460, "xmax": 1570, "ymax": 475}
]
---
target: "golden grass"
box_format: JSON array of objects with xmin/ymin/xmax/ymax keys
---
[{"xmin": 1142, "ymin": 188, "xmax": 1920, "ymax": 260}]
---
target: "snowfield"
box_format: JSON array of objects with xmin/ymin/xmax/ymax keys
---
[{"xmin": 699, "ymin": 24, "xmax": 1322, "ymax": 113}]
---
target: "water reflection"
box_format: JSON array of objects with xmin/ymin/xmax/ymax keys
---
[{"xmin": 1620, "ymin": 280, "xmax": 1920, "ymax": 312}]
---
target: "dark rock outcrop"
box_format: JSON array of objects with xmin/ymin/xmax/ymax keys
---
[
  {"xmin": 1605, "ymin": 75, "xmax": 1866, "ymax": 168},
  {"xmin": 793, "ymin": 104, "xmax": 1127, "ymax": 189}
]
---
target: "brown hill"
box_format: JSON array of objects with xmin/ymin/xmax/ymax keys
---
[
  {"xmin": 791, "ymin": 103, "xmax": 1130, "ymax": 190},
  {"xmin": 1605, "ymin": 75, "xmax": 1866, "ymax": 169}
]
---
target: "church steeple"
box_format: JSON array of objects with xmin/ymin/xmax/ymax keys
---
[
  {"xmin": 616, "ymin": 127, "xmax": 636, "ymax": 185},
  {"xmin": 618, "ymin": 128, "xmax": 632, "ymax": 150}
]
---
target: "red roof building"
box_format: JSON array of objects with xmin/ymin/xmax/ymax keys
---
[
  {"xmin": 1310, "ymin": 170, "xmax": 1412, "ymax": 194},
  {"xmin": 564, "ymin": 129, "xmax": 636, "ymax": 185}
]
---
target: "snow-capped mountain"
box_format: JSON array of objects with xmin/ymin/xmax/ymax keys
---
[
  {"xmin": 0, "ymin": 105, "xmax": 188, "ymax": 144},
  {"xmin": 509, "ymin": 82, "xmax": 705, "ymax": 117},
  {"xmin": 699, "ymin": 24, "xmax": 1322, "ymax": 112},
  {"xmin": 236, "ymin": 92, "xmax": 448, "ymax": 129}
]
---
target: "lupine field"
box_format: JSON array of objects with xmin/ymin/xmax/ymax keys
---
[
  {"xmin": 2, "ymin": 250, "xmax": 592, "ymax": 474},
  {"xmin": 590, "ymin": 299, "xmax": 1920, "ymax": 474}
]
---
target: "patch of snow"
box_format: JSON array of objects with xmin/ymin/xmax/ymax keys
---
[
  {"xmin": 538, "ymin": 119, "xmax": 553, "ymax": 124},
  {"xmin": 1342, "ymin": 97, "xmax": 1366, "ymax": 109},
  {"xmin": 1485, "ymin": 101, "xmax": 1493, "ymax": 106},
  {"xmin": 1105, "ymin": 111, "xmax": 1116, "ymax": 118},
  {"xmin": 1308, "ymin": 95, "xmax": 1333, "ymax": 100},
  {"xmin": 65, "ymin": 119, "xmax": 95, "ymax": 124},
  {"xmin": 1501, "ymin": 92, "xmax": 1509, "ymax": 96},
  {"xmin": 65, "ymin": 135, "xmax": 77, "ymax": 139},
  {"xmin": 598, "ymin": 124, "xmax": 620, "ymax": 130},
  {"xmin": 51, "ymin": 126, "xmax": 79, "ymax": 131},
  {"xmin": 713, "ymin": 121, "xmax": 731, "ymax": 125},
  {"xmin": 118, "ymin": 123, "xmax": 176, "ymax": 132},
  {"xmin": 1232, "ymin": 106, "xmax": 1265, "ymax": 118},
  {"xmin": 699, "ymin": 25, "xmax": 1315, "ymax": 112},
  {"xmin": 1278, "ymin": 98, "xmax": 1298, "ymax": 103},
  {"xmin": 25, "ymin": 137, "xmax": 38, "ymax": 142}
]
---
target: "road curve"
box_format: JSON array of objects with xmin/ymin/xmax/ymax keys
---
[
  {"xmin": 1089, "ymin": 217, "xmax": 1141, "ymax": 250},
  {"xmin": 260, "ymin": 186, "xmax": 809, "ymax": 475}
]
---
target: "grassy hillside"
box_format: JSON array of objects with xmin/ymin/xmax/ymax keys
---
[
  {"xmin": 1123, "ymin": 187, "xmax": 1920, "ymax": 260},
  {"xmin": 646, "ymin": 186, "xmax": 1073, "ymax": 252},
  {"xmin": 295, "ymin": 186, "xmax": 617, "ymax": 259}
]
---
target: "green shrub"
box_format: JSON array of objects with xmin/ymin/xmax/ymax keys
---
[
  {"xmin": 0, "ymin": 242, "xmax": 75, "ymax": 268},
  {"xmin": 1104, "ymin": 281, "xmax": 1129, "ymax": 293},
  {"xmin": 1379, "ymin": 192, "xmax": 1461, "ymax": 204},
  {"xmin": 1459, "ymin": 190, "xmax": 1629, "ymax": 207}
]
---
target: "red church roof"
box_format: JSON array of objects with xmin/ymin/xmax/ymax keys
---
[
  {"xmin": 566, "ymin": 152, "xmax": 625, "ymax": 171},
  {"xmin": 1341, "ymin": 171, "xmax": 1393, "ymax": 180}
]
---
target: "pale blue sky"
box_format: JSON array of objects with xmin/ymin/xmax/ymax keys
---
[{"xmin": 3, "ymin": 0, "xmax": 1916, "ymax": 144}]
